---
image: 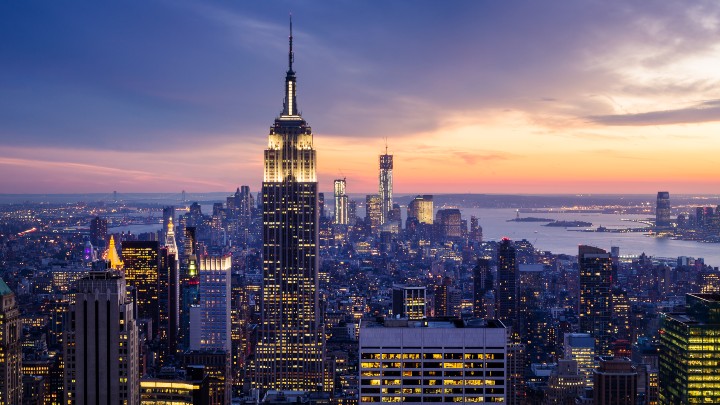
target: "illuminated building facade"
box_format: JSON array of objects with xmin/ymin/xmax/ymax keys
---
[
  {"xmin": 254, "ymin": 21, "xmax": 324, "ymax": 392},
  {"xmin": 379, "ymin": 147, "xmax": 393, "ymax": 224},
  {"xmin": 0, "ymin": 279, "xmax": 22, "ymax": 405},
  {"xmin": 391, "ymin": 285, "xmax": 426, "ymax": 320},
  {"xmin": 436, "ymin": 208, "xmax": 463, "ymax": 241},
  {"xmin": 64, "ymin": 271, "xmax": 139, "ymax": 405},
  {"xmin": 359, "ymin": 318, "xmax": 507, "ymax": 403},
  {"xmin": 365, "ymin": 194, "xmax": 383, "ymax": 234},
  {"xmin": 121, "ymin": 240, "xmax": 161, "ymax": 332},
  {"xmin": 334, "ymin": 178, "xmax": 349, "ymax": 225},
  {"xmin": 564, "ymin": 333, "xmax": 596, "ymax": 388},
  {"xmin": 659, "ymin": 293, "xmax": 720, "ymax": 404},
  {"xmin": 407, "ymin": 195, "xmax": 434, "ymax": 224},
  {"xmin": 158, "ymin": 218, "xmax": 180, "ymax": 363},
  {"xmin": 191, "ymin": 255, "xmax": 231, "ymax": 352},
  {"xmin": 139, "ymin": 366, "xmax": 210, "ymax": 405},
  {"xmin": 180, "ymin": 226, "xmax": 199, "ymax": 350},
  {"xmin": 578, "ymin": 245, "xmax": 613, "ymax": 356}
]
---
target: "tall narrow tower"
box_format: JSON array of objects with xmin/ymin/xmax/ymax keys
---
[
  {"xmin": 0, "ymin": 279, "xmax": 21, "ymax": 405},
  {"xmin": 334, "ymin": 178, "xmax": 348, "ymax": 225},
  {"xmin": 578, "ymin": 245, "xmax": 613, "ymax": 356},
  {"xmin": 379, "ymin": 143, "xmax": 393, "ymax": 224},
  {"xmin": 254, "ymin": 18, "xmax": 324, "ymax": 392}
]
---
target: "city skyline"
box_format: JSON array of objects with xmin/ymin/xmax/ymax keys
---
[{"xmin": 2, "ymin": 1, "xmax": 720, "ymax": 194}]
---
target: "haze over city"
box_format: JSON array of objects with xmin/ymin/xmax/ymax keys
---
[{"xmin": 2, "ymin": 1, "xmax": 720, "ymax": 194}]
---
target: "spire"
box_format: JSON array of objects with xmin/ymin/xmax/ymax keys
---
[
  {"xmin": 106, "ymin": 235, "xmax": 123, "ymax": 270},
  {"xmin": 282, "ymin": 14, "xmax": 298, "ymax": 116}
]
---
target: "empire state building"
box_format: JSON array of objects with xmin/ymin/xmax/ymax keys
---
[{"xmin": 254, "ymin": 21, "xmax": 324, "ymax": 391}]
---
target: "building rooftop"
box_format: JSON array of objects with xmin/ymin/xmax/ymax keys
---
[
  {"xmin": 362, "ymin": 317, "xmax": 505, "ymax": 329},
  {"xmin": 0, "ymin": 278, "xmax": 12, "ymax": 296}
]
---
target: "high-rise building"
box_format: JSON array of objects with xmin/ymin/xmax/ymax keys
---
[
  {"xmin": 473, "ymin": 258, "xmax": 493, "ymax": 318},
  {"xmin": 64, "ymin": 271, "xmax": 139, "ymax": 405},
  {"xmin": 436, "ymin": 208, "xmax": 463, "ymax": 241},
  {"xmin": 359, "ymin": 318, "xmax": 507, "ymax": 403},
  {"xmin": 655, "ymin": 192, "xmax": 671, "ymax": 229},
  {"xmin": 158, "ymin": 218, "xmax": 180, "ymax": 363},
  {"xmin": 365, "ymin": 194, "xmax": 382, "ymax": 234},
  {"xmin": 469, "ymin": 215, "xmax": 483, "ymax": 243},
  {"xmin": 407, "ymin": 195, "xmax": 433, "ymax": 224},
  {"xmin": 496, "ymin": 238, "xmax": 519, "ymax": 339},
  {"xmin": 593, "ymin": 356, "xmax": 637, "ymax": 405},
  {"xmin": 545, "ymin": 359, "xmax": 585, "ymax": 404},
  {"xmin": 254, "ymin": 21, "xmax": 324, "ymax": 392},
  {"xmin": 0, "ymin": 279, "xmax": 22, "ymax": 405},
  {"xmin": 122, "ymin": 240, "xmax": 161, "ymax": 334},
  {"xmin": 578, "ymin": 245, "xmax": 613, "ymax": 356},
  {"xmin": 333, "ymin": 178, "xmax": 348, "ymax": 225},
  {"xmin": 379, "ymin": 146, "xmax": 393, "ymax": 224},
  {"xmin": 163, "ymin": 206, "xmax": 175, "ymax": 245},
  {"xmin": 89, "ymin": 216, "xmax": 107, "ymax": 247},
  {"xmin": 190, "ymin": 255, "xmax": 231, "ymax": 352},
  {"xmin": 659, "ymin": 293, "xmax": 720, "ymax": 404},
  {"xmin": 564, "ymin": 333, "xmax": 596, "ymax": 388},
  {"xmin": 391, "ymin": 285, "xmax": 426, "ymax": 319}
]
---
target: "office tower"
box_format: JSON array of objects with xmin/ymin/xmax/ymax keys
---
[
  {"xmin": 158, "ymin": 218, "xmax": 180, "ymax": 363},
  {"xmin": 659, "ymin": 293, "xmax": 720, "ymax": 404},
  {"xmin": 470, "ymin": 215, "xmax": 483, "ymax": 243},
  {"xmin": 254, "ymin": 21, "xmax": 324, "ymax": 392},
  {"xmin": 496, "ymin": 238, "xmax": 519, "ymax": 339},
  {"xmin": 89, "ymin": 216, "xmax": 107, "ymax": 247},
  {"xmin": 163, "ymin": 206, "xmax": 175, "ymax": 245},
  {"xmin": 473, "ymin": 258, "xmax": 493, "ymax": 318},
  {"xmin": 612, "ymin": 288, "xmax": 631, "ymax": 341},
  {"xmin": 433, "ymin": 276, "xmax": 452, "ymax": 317},
  {"xmin": 436, "ymin": 208, "xmax": 462, "ymax": 240},
  {"xmin": 655, "ymin": 191, "xmax": 671, "ymax": 228},
  {"xmin": 578, "ymin": 245, "xmax": 613, "ymax": 355},
  {"xmin": 180, "ymin": 227, "xmax": 199, "ymax": 350},
  {"xmin": 507, "ymin": 343, "xmax": 526, "ymax": 405},
  {"xmin": 407, "ymin": 195, "xmax": 434, "ymax": 224},
  {"xmin": 0, "ymin": 279, "xmax": 22, "ymax": 405},
  {"xmin": 122, "ymin": 240, "xmax": 161, "ymax": 334},
  {"xmin": 365, "ymin": 194, "xmax": 382, "ymax": 234},
  {"xmin": 190, "ymin": 255, "xmax": 231, "ymax": 352},
  {"xmin": 379, "ymin": 145, "xmax": 393, "ymax": 224},
  {"xmin": 564, "ymin": 333, "xmax": 596, "ymax": 388},
  {"xmin": 106, "ymin": 235, "xmax": 123, "ymax": 269},
  {"xmin": 391, "ymin": 285, "xmax": 426, "ymax": 319},
  {"xmin": 64, "ymin": 271, "xmax": 139, "ymax": 405},
  {"xmin": 359, "ymin": 318, "xmax": 507, "ymax": 403},
  {"xmin": 333, "ymin": 178, "xmax": 349, "ymax": 225},
  {"xmin": 348, "ymin": 200, "xmax": 357, "ymax": 224},
  {"xmin": 593, "ymin": 356, "xmax": 637, "ymax": 405}
]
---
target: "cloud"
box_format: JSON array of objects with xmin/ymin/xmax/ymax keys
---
[{"xmin": 587, "ymin": 99, "xmax": 720, "ymax": 126}]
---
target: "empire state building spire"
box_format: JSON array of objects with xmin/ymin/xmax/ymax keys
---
[{"xmin": 283, "ymin": 15, "xmax": 298, "ymax": 116}]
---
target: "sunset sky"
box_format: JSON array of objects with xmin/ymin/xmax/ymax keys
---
[{"xmin": 2, "ymin": 1, "xmax": 720, "ymax": 194}]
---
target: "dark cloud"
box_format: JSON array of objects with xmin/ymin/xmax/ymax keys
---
[{"xmin": 587, "ymin": 100, "xmax": 720, "ymax": 126}]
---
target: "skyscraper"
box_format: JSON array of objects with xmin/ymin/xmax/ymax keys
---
[
  {"xmin": 190, "ymin": 255, "xmax": 231, "ymax": 352},
  {"xmin": 158, "ymin": 218, "xmax": 180, "ymax": 363},
  {"xmin": 0, "ymin": 279, "xmax": 22, "ymax": 405},
  {"xmin": 407, "ymin": 195, "xmax": 434, "ymax": 224},
  {"xmin": 496, "ymin": 238, "xmax": 519, "ymax": 338},
  {"xmin": 365, "ymin": 194, "xmax": 382, "ymax": 234},
  {"xmin": 593, "ymin": 356, "xmax": 637, "ymax": 405},
  {"xmin": 254, "ymin": 20, "xmax": 324, "ymax": 392},
  {"xmin": 655, "ymin": 191, "xmax": 671, "ymax": 229},
  {"xmin": 379, "ymin": 145, "xmax": 393, "ymax": 224},
  {"xmin": 659, "ymin": 293, "xmax": 720, "ymax": 404},
  {"xmin": 473, "ymin": 258, "xmax": 493, "ymax": 318},
  {"xmin": 333, "ymin": 178, "xmax": 348, "ymax": 225},
  {"xmin": 122, "ymin": 241, "xmax": 161, "ymax": 333},
  {"xmin": 578, "ymin": 245, "xmax": 613, "ymax": 356},
  {"xmin": 64, "ymin": 271, "xmax": 139, "ymax": 405},
  {"xmin": 89, "ymin": 216, "xmax": 107, "ymax": 248}
]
